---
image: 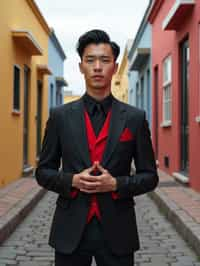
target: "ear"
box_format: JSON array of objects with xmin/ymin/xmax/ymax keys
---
[{"xmin": 79, "ymin": 62, "xmax": 84, "ymax": 74}]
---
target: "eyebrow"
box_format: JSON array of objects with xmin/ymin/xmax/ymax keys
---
[{"xmin": 85, "ymin": 55, "xmax": 112, "ymax": 59}]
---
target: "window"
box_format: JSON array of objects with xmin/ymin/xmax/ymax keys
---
[
  {"xmin": 136, "ymin": 82, "xmax": 139, "ymax": 108},
  {"xmin": 59, "ymin": 92, "xmax": 63, "ymax": 105},
  {"xmin": 13, "ymin": 65, "xmax": 20, "ymax": 111},
  {"xmin": 140, "ymin": 76, "xmax": 144, "ymax": 109},
  {"xmin": 56, "ymin": 86, "xmax": 62, "ymax": 106},
  {"xmin": 50, "ymin": 83, "xmax": 54, "ymax": 107},
  {"xmin": 163, "ymin": 56, "xmax": 172, "ymax": 122}
]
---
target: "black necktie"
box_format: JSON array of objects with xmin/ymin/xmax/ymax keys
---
[{"xmin": 92, "ymin": 103, "xmax": 105, "ymax": 137}]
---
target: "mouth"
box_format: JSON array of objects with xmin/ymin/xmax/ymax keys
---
[{"xmin": 92, "ymin": 75, "xmax": 104, "ymax": 80}]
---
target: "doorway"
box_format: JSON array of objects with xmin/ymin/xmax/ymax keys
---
[
  {"xmin": 180, "ymin": 38, "xmax": 189, "ymax": 175},
  {"xmin": 36, "ymin": 80, "xmax": 43, "ymax": 157},
  {"xmin": 154, "ymin": 66, "xmax": 159, "ymax": 159},
  {"xmin": 23, "ymin": 66, "xmax": 30, "ymax": 169}
]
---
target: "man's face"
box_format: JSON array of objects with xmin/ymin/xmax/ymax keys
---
[{"xmin": 79, "ymin": 43, "xmax": 118, "ymax": 92}]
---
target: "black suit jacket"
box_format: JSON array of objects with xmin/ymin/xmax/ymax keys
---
[{"xmin": 35, "ymin": 96, "xmax": 159, "ymax": 255}]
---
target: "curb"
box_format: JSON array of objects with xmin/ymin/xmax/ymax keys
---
[
  {"xmin": 149, "ymin": 189, "xmax": 200, "ymax": 258},
  {"xmin": 0, "ymin": 186, "xmax": 46, "ymax": 244}
]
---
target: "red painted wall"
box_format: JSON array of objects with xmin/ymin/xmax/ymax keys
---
[{"xmin": 151, "ymin": 0, "xmax": 200, "ymax": 191}]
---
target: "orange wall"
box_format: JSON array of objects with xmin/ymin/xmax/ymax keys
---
[{"xmin": 0, "ymin": 0, "xmax": 49, "ymax": 187}]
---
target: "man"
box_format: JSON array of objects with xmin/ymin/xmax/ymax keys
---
[{"xmin": 35, "ymin": 29, "xmax": 159, "ymax": 266}]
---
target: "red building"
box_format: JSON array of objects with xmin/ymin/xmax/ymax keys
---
[{"xmin": 148, "ymin": 0, "xmax": 200, "ymax": 191}]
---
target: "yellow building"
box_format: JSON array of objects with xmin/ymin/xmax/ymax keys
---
[
  {"xmin": 0, "ymin": 0, "xmax": 51, "ymax": 187},
  {"xmin": 64, "ymin": 90, "xmax": 81, "ymax": 104},
  {"xmin": 111, "ymin": 40, "xmax": 132, "ymax": 103}
]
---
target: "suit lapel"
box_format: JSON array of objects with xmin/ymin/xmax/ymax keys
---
[
  {"xmin": 68, "ymin": 98, "xmax": 91, "ymax": 167},
  {"xmin": 102, "ymin": 98, "xmax": 127, "ymax": 167},
  {"xmin": 67, "ymin": 96, "xmax": 127, "ymax": 168}
]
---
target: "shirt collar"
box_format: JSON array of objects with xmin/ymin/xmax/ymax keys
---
[{"xmin": 83, "ymin": 92, "xmax": 113, "ymax": 115}]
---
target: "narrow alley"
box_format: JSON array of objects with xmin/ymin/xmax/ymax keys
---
[{"xmin": 0, "ymin": 191, "xmax": 199, "ymax": 266}]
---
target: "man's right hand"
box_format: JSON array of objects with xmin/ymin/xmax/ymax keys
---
[{"xmin": 72, "ymin": 164, "xmax": 100, "ymax": 192}]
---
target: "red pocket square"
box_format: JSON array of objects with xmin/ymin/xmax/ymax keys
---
[{"xmin": 119, "ymin": 128, "xmax": 134, "ymax": 141}]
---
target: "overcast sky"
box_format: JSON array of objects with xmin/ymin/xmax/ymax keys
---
[{"xmin": 35, "ymin": 0, "xmax": 150, "ymax": 95}]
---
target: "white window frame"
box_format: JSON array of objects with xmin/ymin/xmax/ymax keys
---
[{"xmin": 162, "ymin": 55, "xmax": 172, "ymax": 126}]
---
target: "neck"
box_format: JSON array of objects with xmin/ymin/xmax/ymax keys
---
[{"xmin": 86, "ymin": 87, "xmax": 111, "ymax": 101}]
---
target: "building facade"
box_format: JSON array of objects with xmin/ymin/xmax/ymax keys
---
[
  {"xmin": 148, "ymin": 0, "xmax": 200, "ymax": 191},
  {"xmin": 63, "ymin": 90, "xmax": 80, "ymax": 104},
  {"xmin": 128, "ymin": 0, "xmax": 153, "ymax": 129},
  {"xmin": 48, "ymin": 30, "xmax": 67, "ymax": 108},
  {"xmin": 0, "ymin": 0, "xmax": 51, "ymax": 187},
  {"xmin": 111, "ymin": 41, "xmax": 131, "ymax": 103}
]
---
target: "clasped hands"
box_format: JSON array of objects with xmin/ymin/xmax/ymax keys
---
[{"xmin": 72, "ymin": 161, "xmax": 117, "ymax": 193}]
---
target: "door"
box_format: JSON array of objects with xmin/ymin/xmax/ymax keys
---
[
  {"xmin": 23, "ymin": 66, "xmax": 30, "ymax": 168},
  {"xmin": 36, "ymin": 80, "xmax": 43, "ymax": 157},
  {"xmin": 154, "ymin": 66, "xmax": 159, "ymax": 159},
  {"xmin": 147, "ymin": 69, "xmax": 151, "ymax": 123},
  {"xmin": 180, "ymin": 39, "xmax": 189, "ymax": 174}
]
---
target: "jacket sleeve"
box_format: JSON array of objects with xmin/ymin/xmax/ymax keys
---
[
  {"xmin": 35, "ymin": 108, "xmax": 73, "ymax": 198},
  {"xmin": 116, "ymin": 111, "xmax": 159, "ymax": 198}
]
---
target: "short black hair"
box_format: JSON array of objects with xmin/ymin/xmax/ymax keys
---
[{"xmin": 76, "ymin": 29, "xmax": 120, "ymax": 61}]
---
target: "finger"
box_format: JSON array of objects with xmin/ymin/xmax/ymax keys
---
[
  {"xmin": 87, "ymin": 164, "xmax": 97, "ymax": 173},
  {"xmin": 80, "ymin": 180, "xmax": 101, "ymax": 188},
  {"xmin": 81, "ymin": 175, "xmax": 100, "ymax": 182},
  {"xmin": 80, "ymin": 174, "xmax": 97, "ymax": 182},
  {"xmin": 95, "ymin": 162, "xmax": 107, "ymax": 173},
  {"xmin": 80, "ymin": 188, "xmax": 98, "ymax": 194}
]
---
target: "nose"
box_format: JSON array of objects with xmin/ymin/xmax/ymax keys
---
[{"xmin": 93, "ymin": 60, "xmax": 102, "ymax": 71}]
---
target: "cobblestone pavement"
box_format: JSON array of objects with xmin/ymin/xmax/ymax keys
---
[{"xmin": 0, "ymin": 192, "xmax": 199, "ymax": 266}]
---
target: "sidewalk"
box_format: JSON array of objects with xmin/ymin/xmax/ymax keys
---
[
  {"xmin": 149, "ymin": 169, "xmax": 200, "ymax": 258},
  {"xmin": 0, "ymin": 177, "xmax": 45, "ymax": 244},
  {"xmin": 0, "ymin": 171, "xmax": 200, "ymax": 259}
]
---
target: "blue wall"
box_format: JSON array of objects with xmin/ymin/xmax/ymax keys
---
[
  {"xmin": 128, "ymin": 23, "xmax": 152, "ymax": 129},
  {"xmin": 48, "ymin": 32, "xmax": 66, "ymax": 108}
]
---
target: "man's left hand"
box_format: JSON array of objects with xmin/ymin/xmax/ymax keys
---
[{"xmin": 79, "ymin": 161, "xmax": 117, "ymax": 193}]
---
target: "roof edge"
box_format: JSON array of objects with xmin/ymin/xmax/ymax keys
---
[
  {"xmin": 26, "ymin": 0, "xmax": 51, "ymax": 35},
  {"xmin": 128, "ymin": 0, "xmax": 152, "ymax": 60},
  {"xmin": 148, "ymin": 0, "xmax": 163, "ymax": 24},
  {"xmin": 50, "ymin": 29, "xmax": 66, "ymax": 60}
]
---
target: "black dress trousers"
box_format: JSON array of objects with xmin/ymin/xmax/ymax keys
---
[{"xmin": 55, "ymin": 217, "xmax": 134, "ymax": 266}]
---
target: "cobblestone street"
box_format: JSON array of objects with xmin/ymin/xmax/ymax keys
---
[{"xmin": 0, "ymin": 192, "xmax": 199, "ymax": 266}]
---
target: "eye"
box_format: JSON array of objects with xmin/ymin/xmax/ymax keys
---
[
  {"xmin": 86, "ymin": 59, "xmax": 94, "ymax": 63},
  {"xmin": 102, "ymin": 59, "xmax": 110, "ymax": 63},
  {"xmin": 101, "ymin": 57, "xmax": 111, "ymax": 63}
]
